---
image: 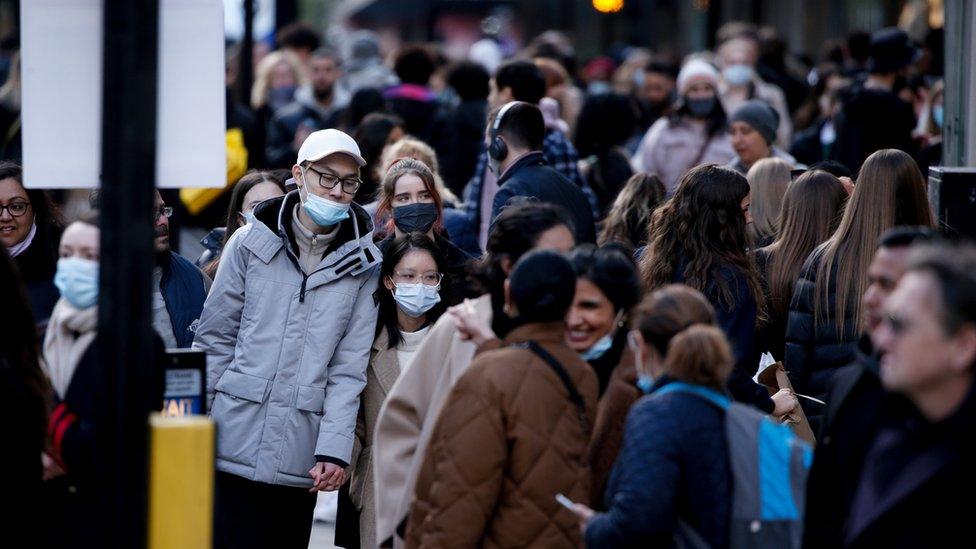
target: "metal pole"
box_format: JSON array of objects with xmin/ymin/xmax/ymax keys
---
[
  {"xmin": 97, "ymin": 0, "xmax": 158, "ymax": 546},
  {"xmin": 239, "ymin": 0, "xmax": 255, "ymax": 107}
]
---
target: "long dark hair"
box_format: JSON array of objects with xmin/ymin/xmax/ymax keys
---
[
  {"xmin": 377, "ymin": 233, "xmax": 451, "ymax": 349},
  {"xmin": 0, "ymin": 246, "xmax": 49, "ymax": 451},
  {"xmin": 763, "ymin": 170, "xmax": 847, "ymax": 318},
  {"xmin": 598, "ymin": 172, "xmax": 666, "ymax": 248},
  {"xmin": 813, "ymin": 149, "xmax": 935, "ymax": 335},
  {"xmin": 482, "ymin": 203, "xmax": 575, "ymax": 338},
  {"xmin": 640, "ymin": 164, "xmax": 764, "ymax": 317}
]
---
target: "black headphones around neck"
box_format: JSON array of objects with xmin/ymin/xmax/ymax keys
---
[{"xmin": 488, "ymin": 101, "xmax": 519, "ymax": 162}]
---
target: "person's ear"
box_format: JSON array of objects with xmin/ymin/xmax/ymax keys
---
[
  {"xmin": 949, "ymin": 325, "xmax": 976, "ymax": 374},
  {"xmin": 383, "ymin": 276, "xmax": 395, "ymax": 292},
  {"xmin": 503, "ymin": 279, "xmax": 518, "ymax": 318},
  {"xmin": 291, "ymin": 164, "xmax": 303, "ymax": 186}
]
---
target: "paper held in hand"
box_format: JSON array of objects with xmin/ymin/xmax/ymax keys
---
[{"xmin": 755, "ymin": 353, "xmax": 817, "ymax": 445}]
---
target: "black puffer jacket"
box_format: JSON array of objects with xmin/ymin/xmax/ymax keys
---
[{"xmin": 784, "ymin": 250, "xmax": 860, "ymax": 405}]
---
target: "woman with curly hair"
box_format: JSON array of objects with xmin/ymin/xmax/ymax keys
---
[{"xmin": 639, "ymin": 164, "xmax": 796, "ymax": 416}]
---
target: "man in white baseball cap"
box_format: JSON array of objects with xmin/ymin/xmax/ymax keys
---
[{"xmin": 195, "ymin": 127, "xmax": 382, "ymax": 548}]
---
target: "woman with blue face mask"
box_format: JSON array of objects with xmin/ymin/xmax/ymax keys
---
[
  {"xmin": 39, "ymin": 214, "xmax": 101, "ymax": 545},
  {"xmin": 587, "ymin": 283, "xmax": 717, "ymax": 511},
  {"xmin": 338, "ymin": 233, "xmax": 451, "ymax": 549}
]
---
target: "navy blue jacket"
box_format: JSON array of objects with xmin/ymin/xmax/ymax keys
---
[
  {"xmin": 585, "ymin": 377, "xmax": 732, "ymax": 549},
  {"xmin": 673, "ymin": 259, "xmax": 773, "ymax": 414},
  {"xmin": 490, "ymin": 151, "xmax": 597, "ymax": 244},
  {"xmin": 160, "ymin": 252, "xmax": 208, "ymax": 348}
]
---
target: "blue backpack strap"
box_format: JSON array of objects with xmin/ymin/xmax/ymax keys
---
[{"xmin": 654, "ymin": 381, "xmax": 732, "ymax": 410}]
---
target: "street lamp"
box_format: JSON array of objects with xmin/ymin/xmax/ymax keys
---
[{"xmin": 592, "ymin": 0, "xmax": 624, "ymax": 14}]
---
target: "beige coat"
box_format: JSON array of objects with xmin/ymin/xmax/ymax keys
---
[
  {"xmin": 372, "ymin": 294, "xmax": 492, "ymax": 547},
  {"xmin": 348, "ymin": 328, "xmax": 401, "ymax": 549}
]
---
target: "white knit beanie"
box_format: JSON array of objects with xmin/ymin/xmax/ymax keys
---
[{"xmin": 677, "ymin": 58, "xmax": 720, "ymax": 95}]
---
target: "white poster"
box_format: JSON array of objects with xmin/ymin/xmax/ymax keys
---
[
  {"xmin": 20, "ymin": 0, "xmax": 226, "ymax": 189},
  {"xmin": 20, "ymin": 0, "xmax": 103, "ymax": 189}
]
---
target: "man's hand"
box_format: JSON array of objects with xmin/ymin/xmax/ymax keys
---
[{"xmin": 309, "ymin": 462, "xmax": 346, "ymax": 493}]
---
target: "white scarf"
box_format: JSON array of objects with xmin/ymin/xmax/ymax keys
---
[
  {"xmin": 7, "ymin": 222, "xmax": 37, "ymax": 257},
  {"xmin": 42, "ymin": 299, "xmax": 98, "ymax": 399}
]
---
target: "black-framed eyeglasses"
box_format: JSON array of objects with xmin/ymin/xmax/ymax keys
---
[
  {"xmin": 0, "ymin": 200, "xmax": 30, "ymax": 218},
  {"xmin": 305, "ymin": 166, "xmax": 362, "ymax": 195},
  {"xmin": 392, "ymin": 270, "xmax": 443, "ymax": 286},
  {"xmin": 154, "ymin": 206, "xmax": 174, "ymax": 220}
]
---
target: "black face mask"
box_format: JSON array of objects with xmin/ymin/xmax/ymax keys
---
[
  {"xmin": 685, "ymin": 96, "xmax": 716, "ymax": 118},
  {"xmin": 393, "ymin": 202, "xmax": 438, "ymax": 234}
]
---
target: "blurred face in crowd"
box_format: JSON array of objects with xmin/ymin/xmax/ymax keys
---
[
  {"xmin": 534, "ymin": 224, "xmax": 575, "ymax": 253},
  {"xmin": 863, "ymin": 246, "xmax": 913, "ymax": 341},
  {"xmin": 59, "ymin": 221, "xmax": 101, "ymax": 262},
  {"xmin": 488, "ymin": 78, "xmax": 513, "ymax": 109},
  {"xmin": 310, "ymin": 56, "xmax": 341, "ymax": 99},
  {"xmin": 292, "ymin": 153, "xmax": 361, "ymax": 206},
  {"xmin": 0, "ymin": 177, "xmax": 32, "ymax": 248},
  {"xmin": 641, "ymin": 71, "xmax": 675, "ymax": 106},
  {"xmin": 566, "ymin": 278, "xmax": 617, "ymax": 353},
  {"xmin": 717, "ymin": 38, "xmax": 758, "ymax": 70},
  {"xmin": 729, "ymin": 121, "xmax": 770, "ymax": 168},
  {"xmin": 153, "ymin": 191, "xmax": 171, "ymax": 254},
  {"xmin": 685, "ymin": 81, "xmax": 715, "ymax": 101},
  {"xmin": 740, "ymin": 193, "xmax": 752, "ymax": 227},
  {"xmin": 877, "ymin": 272, "xmax": 976, "ymax": 405},
  {"xmin": 271, "ymin": 60, "xmax": 298, "ymax": 90},
  {"xmin": 239, "ymin": 182, "xmax": 285, "ymax": 222}
]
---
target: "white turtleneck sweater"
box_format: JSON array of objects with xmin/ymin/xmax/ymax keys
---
[
  {"xmin": 291, "ymin": 204, "xmax": 340, "ymax": 273},
  {"xmin": 397, "ymin": 324, "xmax": 431, "ymax": 372}
]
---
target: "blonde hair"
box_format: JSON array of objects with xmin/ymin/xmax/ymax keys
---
[
  {"xmin": 746, "ymin": 157, "xmax": 791, "ymax": 243},
  {"xmin": 380, "ymin": 137, "xmax": 459, "ymax": 205},
  {"xmin": 814, "ymin": 149, "xmax": 935, "ymax": 335},
  {"xmin": 250, "ymin": 50, "xmax": 309, "ymax": 110}
]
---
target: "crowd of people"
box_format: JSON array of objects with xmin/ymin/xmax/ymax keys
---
[{"xmin": 1, "ymin": 16, "xmax": 973, "ymax": 549}]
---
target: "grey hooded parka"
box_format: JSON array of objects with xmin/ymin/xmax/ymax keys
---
[{"xmin": 194, "ymin": 191, "xmax": 381, "ymax": 488}]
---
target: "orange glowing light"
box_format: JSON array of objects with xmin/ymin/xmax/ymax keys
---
[{"xmin": 593, "ymin": 0, "xmax": 624, "ymax": 14}]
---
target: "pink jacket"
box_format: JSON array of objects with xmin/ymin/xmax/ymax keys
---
[{"xmin": 631, "ymin": 116, "xmax": 736, "ymax": 194}]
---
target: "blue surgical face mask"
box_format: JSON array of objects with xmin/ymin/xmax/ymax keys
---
[
  {"xmin": 580, "ymin": 310, "xmax": 624, "ymax": 361},
  {"xmin": 241, "ymin": 211, "xmax": 257, "ymax": 225},
  {"xmin": 933, "ymin": 105, "xmax": 944, "ymax": 129},
  {"xmin": 581, "ymin": 333, "xmax": 614, "ymax": 361},
  {"xmin": 628, "ymin": 330, "xmax": 655, "ymax": 394},
  {"xmin": 300, "ymin": 168, "xmax": 351, "ymax": 227},
  {"xmin": 54, "ymin": 256, "xmax": 99, "ymax": 310},
  {"xmin": 722, "ymin": 64, "xmax": 754, "ymax": 86},
  {"xmin": 393, "ymin": 282, "xmax": 441, "ymax": 318}
]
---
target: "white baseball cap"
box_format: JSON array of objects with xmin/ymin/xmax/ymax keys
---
[{"xmin": 296, "ymin": 128, "xmax": 366, "ymax": 167}]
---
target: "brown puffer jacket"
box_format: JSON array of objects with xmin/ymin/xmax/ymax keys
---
[
  {"xmin": 587, "ymin": 348, "xmax": 642, "ymax": 509},
  {"xmin": 405, "ymin": 321, "xmax": 598, "ymax": 548}
]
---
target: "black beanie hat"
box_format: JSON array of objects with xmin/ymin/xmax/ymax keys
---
[
  {"xmin": 730, "ymin": 99, "xmax": 779, "ymax": 146},
  {"xmin": 508, "ymin": 249, "xmax": 576, "ymax": 323}
]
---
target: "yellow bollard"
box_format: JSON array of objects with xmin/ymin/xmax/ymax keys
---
[{"xmin": 148, "ymin": 413, "xmax": 215, "ymax": 549}]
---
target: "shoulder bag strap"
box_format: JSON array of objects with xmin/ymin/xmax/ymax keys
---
[{"xmin": 514, "ymin": 341, "xmax": 590, "ymax": 435}]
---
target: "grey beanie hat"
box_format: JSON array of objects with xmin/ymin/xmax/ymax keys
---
[{"xmin": 730, "ymin": 100, "xmax": 779, "ymax": 145}]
